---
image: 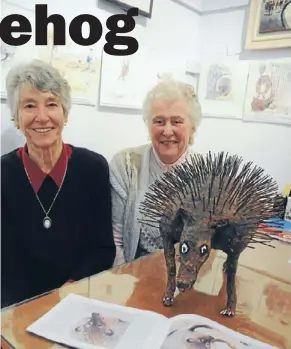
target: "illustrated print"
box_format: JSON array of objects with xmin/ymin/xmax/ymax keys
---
[
  {"xmin": 205, "ymin": 64, "xmax": 233, "ymax": 101},
  {"xmin": 250, "ymin": 61, "xmax": 291, "ymax": 116},
  {"xmin": 161, "ymin": 321, "xmax": 253, "ymax": 349},
  {"xmin": 71, "ymin": 311, "xmax": 130, "ymax": 348}
]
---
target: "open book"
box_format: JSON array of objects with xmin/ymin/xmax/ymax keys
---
[{"xmin": 27, "ymin": 293, "xmax": 278, "ymax": 349}]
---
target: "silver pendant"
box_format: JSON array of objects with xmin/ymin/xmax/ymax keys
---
[{"xmin": 43, "ymin": 216, "xmax": 52, "ymax": 229}]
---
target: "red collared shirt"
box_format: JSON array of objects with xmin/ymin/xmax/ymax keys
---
[{"xmin": 16, "ymin": 143, "xmax": 72, "ymax": 193}]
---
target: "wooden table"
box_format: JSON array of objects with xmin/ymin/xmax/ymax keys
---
[{"xmin": 1, "ymin": 240, "xmax": 291, "ymax": 349}]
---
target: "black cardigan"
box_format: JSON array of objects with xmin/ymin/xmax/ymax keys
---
[{"xmin": 1, "ymin": 145, "xmax": 116, "ymax": 308}]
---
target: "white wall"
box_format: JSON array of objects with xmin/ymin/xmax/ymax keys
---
[{"xmin": 1, "ymin": 0, "xmax": 291, "ymax": 191}]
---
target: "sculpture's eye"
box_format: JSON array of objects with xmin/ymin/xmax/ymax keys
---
[
  {"xmin": 180, "ymin": 242, "xmax": 189, "ymax": 254},
  {"xmin": 200, "ymin": 244, "xmax": 208, "ymax": 256}
]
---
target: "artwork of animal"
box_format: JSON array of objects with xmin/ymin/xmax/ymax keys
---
[
  {"xmin": 72, "ymin": 312, "xmax": 129, "ymax": 347},
  {"xmin": 162, "ymin": 324, "xmax": 250, "ymax": 348},
  {"xmin": 138, "ymin": 151, "xmax": 285, "ymax": 317}
]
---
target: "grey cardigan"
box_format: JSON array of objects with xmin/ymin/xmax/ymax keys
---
[{"xmin": 109, "ymin": 143, "xmax": 194, "ymax": 264}]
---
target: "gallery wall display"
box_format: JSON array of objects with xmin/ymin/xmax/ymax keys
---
[
  {"xmin": 99, "ymin": 47, "xmax": 189, "ymax": 109},
  {"xmin": 245, "ymin": 0, "xmax": 291, "ymax": 50},
  {"xmin": 1, "ymin": 1, "xmax": 291, "ymax": 126},
  {"xmin": 104, "ymin": 0, "xmax": 154, "ymax": 18}
]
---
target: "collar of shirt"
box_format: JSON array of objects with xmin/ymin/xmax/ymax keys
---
[
  {"xmin": 152, "ymin": 145, "xmax": 188, "ymax": 171},
  {"xmin": 16, "ymin": 143, "xmax": 72, "ymax": 193}
]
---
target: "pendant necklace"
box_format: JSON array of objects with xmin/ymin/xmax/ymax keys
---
[{"xmin": 24, "ymin": 163, "xmax": 68, "ymax": 229}]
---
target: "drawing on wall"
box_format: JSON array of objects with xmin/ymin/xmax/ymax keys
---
[
  {"xmin": 41, "ymin": 35, "xmax": 102, "ymax": 106},
  {"xmin": 198, "ymin": 61, "xmax": 249, "ymax": 119},
  {"xmin": 71, "ymin": 311, "xmax": 130, "ymax": 348},
  {"xmin": 99, "ymin": 46, "xmax": 190, "ymax": 109},
  {"xmin": 0, "ymin": 2, "xmax": 38, "ymax": 98},
  {"xmin": 99, "ymin": 47, "xmax": 160, "ymax": 109},
  {"xmin": 245, "ymin": 0, "xmax": 291, "ymax": 50},
  {"xmin": 204, "ymin": 64, "xmax": 233, "ymax": 101},
  {"xmin": 243, "ymin": 59, "xmax": 291, "ymax": 125},
  {"xmin": 118, "ymin": 59, "xmax": 130, "ymax": 81}
]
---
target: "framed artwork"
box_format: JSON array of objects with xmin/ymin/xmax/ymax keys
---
[
  {"xmin": 243, "ymin": 59, "xmax": 291, "ymax": 125},
  {"xmin": 245, "ymin": 0, "xmax": 291, "ymax": 50},
  {"xmin": 105, "ymin": 0, "xmax": 154, "ymax": 18},
  {"xmin": 197, "ymin": 60, "xmax": 249, "ymax": 119}
]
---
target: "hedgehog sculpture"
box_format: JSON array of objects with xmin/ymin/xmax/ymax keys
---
[{"xmin": 138, "ymin": 151, "xmax": 285, "ymax": 317}]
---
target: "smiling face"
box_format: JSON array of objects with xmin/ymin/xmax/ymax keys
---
[
  {"xmin": 18, "ymin": 87, "xmax": 67, "ymax": 150},
  {"xmin": 149, "ymin": 99, "xmax": 194, "ymax": 164}
]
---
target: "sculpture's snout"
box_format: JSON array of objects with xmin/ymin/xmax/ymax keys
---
[{"xmin": 177, "ymin": 281, "xmax": 194, "ymax": 292}]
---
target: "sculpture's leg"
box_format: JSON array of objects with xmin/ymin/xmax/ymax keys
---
[
  {"xmin": 220, "ymin": 253, "xmax": 239, "ymax": 317},
  {"xmin": 162, "ymin": 238, "xmax": 176, "ymax": 307},
  {"xmin": 222, "ymin": 253, "xmax": 231, "ymax": 273}
]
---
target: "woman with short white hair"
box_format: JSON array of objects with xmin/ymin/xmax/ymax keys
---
[
  {"xmin": 1, "ymin": 59, "xmax": 116, "ymax": 307},
  {"xmin": 110, "ymin": 80, "xmax": 202, "ymax": 265}
]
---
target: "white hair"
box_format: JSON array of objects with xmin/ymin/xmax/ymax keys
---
[
  {"xmin": 142, "ymin": 79, "xmax": 202, "ymax": 144},
  {"xmin": 5, "ymin": 59, "xmax": 71, "ymax": 127}
]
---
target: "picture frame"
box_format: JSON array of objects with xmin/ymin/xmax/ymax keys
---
[
  {"xmin": 105, "ymin": 0, "xmax": 154, "ymax": 18},
  {"xmin": 245, "ymin": 0, "xmax": 291, "ymax": 50}
]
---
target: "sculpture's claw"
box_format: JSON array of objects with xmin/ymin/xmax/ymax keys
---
[
  {"xmin": 222, "ymin": 261, "xmax": 228, "ymax": 273},
  {"xmin": 162, "ymin": 296, "xmax": 174, "ymax": 306},
  {"xmin": 220, "ymin": 308, "xmax": 235, "ymax": 317}
]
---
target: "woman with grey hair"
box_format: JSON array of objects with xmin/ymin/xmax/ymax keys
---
[
  {"xmin": 1, "ymin": 59, "xmax": 116, "ymax": 308},
  {"xmin": 110, "ymin": 79, "xmax": 202, "ymax": 265}
]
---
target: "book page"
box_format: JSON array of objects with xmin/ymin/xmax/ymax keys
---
[
  {"xmin": 26, "ymin": 293, "xmax": 170, "ymax": 349},
  {"xmin": 161, "ymin": 314, "xmax": 279, "ymax": 348}
]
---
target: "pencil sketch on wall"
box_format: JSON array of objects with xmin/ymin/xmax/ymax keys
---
[
  {"xmin": 243, "ymin": 59, "xmax": 291, "ymax": 125},
  {"xmin": 198, "ymin": 61, "xmax": 249, "ymax": 119},
  {"xmin": 205, "ymin": 64, "xmax": 233, "ymax": 101}
]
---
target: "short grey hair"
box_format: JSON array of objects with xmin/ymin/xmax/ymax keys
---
[
  {"xmin": 6, "ymin": 59, "xmax": 71, "ymax": 127},
  {"xmin": 142, "ymin": 79, "xmax": 202, "ymax": 144}
]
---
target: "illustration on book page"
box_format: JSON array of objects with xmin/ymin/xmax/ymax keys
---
[
  {"xmin": 243, "ymin": 59, "xmax": 291, "ymax": 125},
  {"xmin": 71, "ymin": 311, "xmax": 130, "ymax": 348},
  {"xmin": 198, "ymin": 61, "xmax": 249, "ymax": 119},
  {"xmin": 161, "ymin": 314, "xmax": 278, "ymax": 349}
]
